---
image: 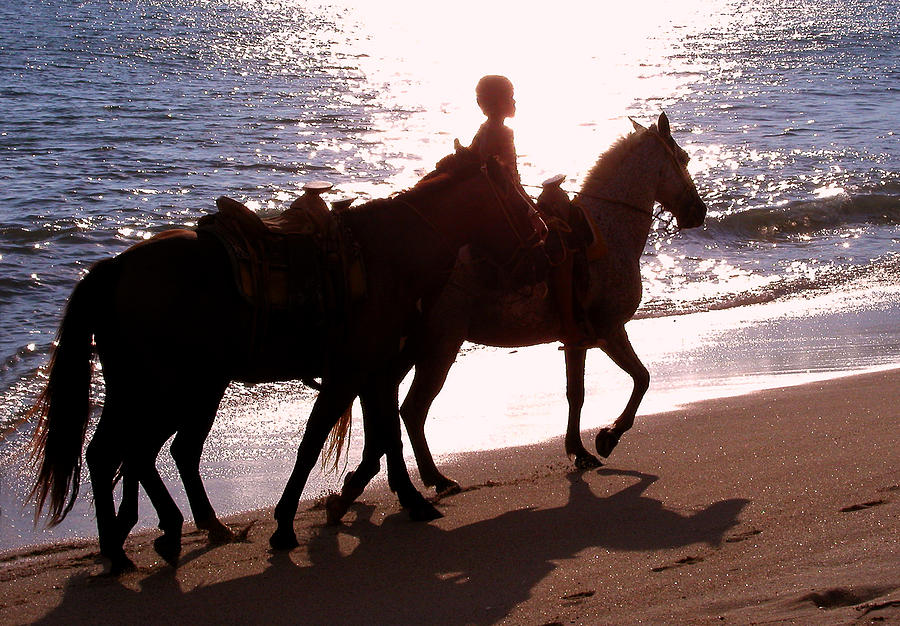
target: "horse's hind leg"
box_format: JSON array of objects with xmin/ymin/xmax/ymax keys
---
[
  {"xmin": 563, "ymin": 347, "xmax": 602, "ymax": 469},
  {"xmin": 171, "ymin": 429, "xmax": 233, "ymax": 544},
  {"xmin": 271, "ymin": 381, "xmax": 358, "ymax": 550},
  {"xmin": 384, "ymin": 427, "xmax": 442, "ymax": 523},
  {"xmin": 115, "ymin": 462, "xmax": 186, "ymax": 565},
  {"xmin": 595, "ymin": 325, "xmax": 649, "ymax": 458},
  {"xmin": 330, "ymin": 377, "xmax": 441, "ymax": 524},
  {"xmin": 327, "ymin": 398, "xmax": 380, "ymax": 525},
  {"xmin": 86, "ymin": 419, "xmax": 134, "ymax": 574},
  {"xmin": 169, "ymin": 380, "xmax": 234, "ymax": 544},
  {"xmin": 369, "ymin": 378, "xmax": 440, "ymax": 521},
  {"xmin": 133, "ymin": 455, "xmax": 184, "ymax": 566}
]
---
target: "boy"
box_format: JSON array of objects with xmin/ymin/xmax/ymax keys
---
[
  {"xmin": 469, "ymin": 75, "xmax": 595, "ymax": 348},
  {"xmin": 469, "ymin": 75, "xmax": 519, "ymax": 180}
]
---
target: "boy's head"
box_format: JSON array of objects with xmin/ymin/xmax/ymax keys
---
[{"xmin": 476, "ymin": 75, "xmax": 515, "ymax": 119}]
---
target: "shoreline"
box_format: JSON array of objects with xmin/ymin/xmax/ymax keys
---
[
  {"xmin": 2, "ymin": 284, "xmax": 899, "ymax": 553},
  {"xmin": 2, "ymin": 368, "xmax": 897, "ymax": 624}
]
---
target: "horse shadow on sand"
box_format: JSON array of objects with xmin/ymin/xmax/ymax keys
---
[{"xmin": 38, "ymin": 468, "xmax": 748, "ymax": 625}]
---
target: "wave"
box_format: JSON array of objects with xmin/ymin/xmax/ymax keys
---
[
  {"xmin": 637, "ymin": 252, "xmax": 900, "ymax": 319},
  {"xmin": 699, "ymin": 188, "xmax": 900, "ymax": 244}
]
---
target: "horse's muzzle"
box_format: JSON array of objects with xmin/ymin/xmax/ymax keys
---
[{"xmin": 678, "ymin": 198, "xmax": 707, "ymax": 229}]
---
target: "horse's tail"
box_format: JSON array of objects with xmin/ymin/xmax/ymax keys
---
[
  {"xmin": 28, "ymin": 259, "xmax": 114, "ymax": 526},
  {"xmin": 321, "ymin": 403, "xmax": 353, "ymax": 474}
]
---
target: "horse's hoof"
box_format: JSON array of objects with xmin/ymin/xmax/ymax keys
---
[
  {"xmin": 153, "ymin": 533, "xmax": 182, "ymax": 567},
  {"xmin": 408, "ymin": 501, "xmax": 443, "ymax": 522},
  {"xmin": 269, "ymin": 526, "xmax": 299, "ymax": 551},
  {"xmin": 205, "ymin": 520, "xmax": 238, "ymax": 545},
  {"xmin": 595, "ymin": 428, "xmax": 621, "ymax": 458},
  {"xmin": 435, "ymin": 480, "xmax": 462, "ymax": 498},
  {"xmin": 574, "ymin": 451, "xmax": 603, "ymax": 470},
  {"xmin": 233, "ymin": 520, "xmax": 255, "ymax": 542},
  {"xmin": 325, "ymin": 494, "xmax": 350, "ymax": 526},
  {"xmin": 107, "ymin": 552, "xmax": 137, "ymax": 576}
]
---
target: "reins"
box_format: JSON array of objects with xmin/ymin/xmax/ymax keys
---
[
  {"xmin": 521, "ymin": 126, "xmax": 696, "ymax": 240},
  {"xmin": 482, "ymin": 164, "xmax": 544, "ymax": 248},
  {"xmin": 397, "ymin": 160, "xmax": 541, "ymax": 270},
  {"xmin": 523, "ymin": 184, "xmax": 676, "ymax": 238}
]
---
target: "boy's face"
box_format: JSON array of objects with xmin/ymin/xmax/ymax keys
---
[
  {"xmin": 501, "ymin": 93, "xmax": 516, "ymax": 118},
  {"xmin": 484, "ymin": 91, "xmax": 516, "ymax": 118}
]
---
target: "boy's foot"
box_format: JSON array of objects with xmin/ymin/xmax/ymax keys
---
[{"xmin": 558, "ymin": 338, "xmax": 606, "ymax": 351}]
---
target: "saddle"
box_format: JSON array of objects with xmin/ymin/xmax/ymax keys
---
[
  {"xmin": 462, "ymin": 175, "xmax": 606, "ymax": 294},
  {"xmin": 196, "ymin": 196, "xmax": 366, "ymax": 356},
  {"xmin": 536, "ymin": 174, "xmax": 606, "ymax": 265}
]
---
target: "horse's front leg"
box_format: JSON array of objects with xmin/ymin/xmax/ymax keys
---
[
  {"xmin": 169, "ymin": 381, "xmax": 237, "ymax": 545},
  {"xmin": 270, "ymin": 381, "xmax": 357, "ymax": 550},
  {"xmin": 563, "ymin": 347, "xmax": 602, "ymax": 469},
  {"xmin": 596, "ymin": 325, "xmax": 649, "ymax": 458},
  {"xmin": 400, "ymin": 335, "xmax": 466, "ymax": 496},
  {"xmin": 368, "ymin": 374, "xmax": 442, "ymax": 521}
]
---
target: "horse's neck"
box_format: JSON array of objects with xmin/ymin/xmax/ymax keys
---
[
  {"xmin": 342, "ymin": 194, "xmax": 466, "ymax": 296},
  {"xmin": 583, "ymin": 139, "xmax": 660, "ymax": 264}
]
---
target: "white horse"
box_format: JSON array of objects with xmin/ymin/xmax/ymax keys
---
[
  {"xmin": 394, "ymin": 112, "xmax": 708, "ymax": 494},
  {"xmin": 319, "ymin": 112, "xmax": 707, "ymax": 521}
]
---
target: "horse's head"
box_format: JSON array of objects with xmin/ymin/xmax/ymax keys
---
[{"xmin": 632, "ymin": 112, "xmax": 707, "ymax": 229}]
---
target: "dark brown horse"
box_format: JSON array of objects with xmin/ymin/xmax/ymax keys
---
[
  {"xmin": 325, "ymin": 113, "xmax": 707, "ymax": 512},
  {"xmin": 28, "ymin": 146, "xmax": 539, "ymax": 573}
]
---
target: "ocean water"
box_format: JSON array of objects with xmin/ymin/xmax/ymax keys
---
[{"xmin": 1, "ymin": 0, "xmax": 898, "ymax": 549}]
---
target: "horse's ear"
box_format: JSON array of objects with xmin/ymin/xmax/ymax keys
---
[
  {"xmin": 629, "ymin": 117, "xmax": 647, "ymax": 133},
  {"xmin": 657, "ymin": 112, "xmax": 671, "ymax": 137},
  {"xmin": 454, "ymin": 138, "xmax": 464, "ymax": 153}
]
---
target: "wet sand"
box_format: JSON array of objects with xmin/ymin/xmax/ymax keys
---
[{"xmin": 1, "ymin": 368, "xmax": 897, "ymax": 624}]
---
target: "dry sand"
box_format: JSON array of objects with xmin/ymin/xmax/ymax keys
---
[{"xmin": 1, "ymin": 369, "xmax": 897, "ymax": 625}]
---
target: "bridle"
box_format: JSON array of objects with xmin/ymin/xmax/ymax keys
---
[
  {"xmin": 646, "ymin": 126, "xmax": 701, "ymax": 218},
  {"xmin": 544, "ymin": 127, "xmax": 698, "ymax": 237}
]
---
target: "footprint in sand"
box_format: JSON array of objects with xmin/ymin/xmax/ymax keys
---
[
  {"xmin": 840, "ymin": 485, "xmax": 897, "ymax": 512},
  {"xmin": 560, "ymin": 590, "xmax": 595, "ymax": 607},
  {"xmin": 798, "ymin": 585, "xmax": 897, "ymax": 611},
  {"xmin": 725, "ymin": 528, "xmax": 762, "ymax": 543},
  {"xmin": 650, "ymin": 555, "xmax": 704, "ymax": 572},
  {"xmin": 839, "ymin": 499, "xmax": 887, "ymax": 512}
]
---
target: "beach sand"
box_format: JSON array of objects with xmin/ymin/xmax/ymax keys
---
[{"xmin": 1, "ymin": 369, "xmax": 897, "ymax": 624}]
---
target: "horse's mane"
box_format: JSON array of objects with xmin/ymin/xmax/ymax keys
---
[
  {"xmin": 341, "ymin": 150, "xmax": 480, "ymax": 218},
  {"xmin": 580, "ymin": 129, "xmax": 645, "ymax": 197}
]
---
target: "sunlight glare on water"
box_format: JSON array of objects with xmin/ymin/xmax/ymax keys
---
[{"xmin": 301, "ymin": 0, "xmax": 741, "ymax": 191}]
